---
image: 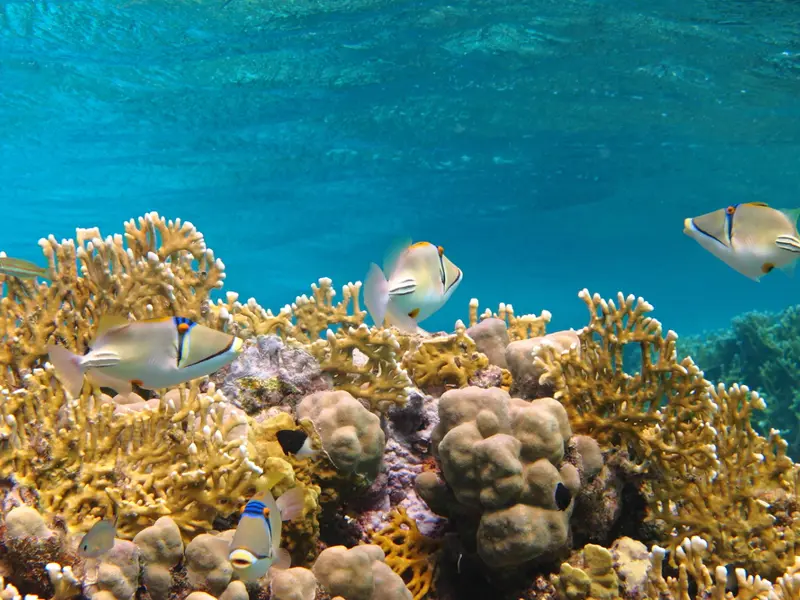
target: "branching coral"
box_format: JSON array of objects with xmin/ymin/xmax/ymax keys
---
[
  {"xmin": 371, "ymin": 507, "xmax": 441, "ymax": 600},
  {"xmin": 207, "ymin": 278, "xmax": 366, "ymax": 344},
  {"xmin": 678, "ymin": 305, "xmax": 800, "ymax": 458},
  {"xmin": 308, "ymin": 325, "xmax": 412, "ymax": 413},
  {"xmin": 401, "ymin": 320, "xmax": 488, "ymax": 392},
  {"xmin": 0, "ymin": 213, "xmax": 225, "ymax": 388},
  {"xmin": 0, "ymin": 364, "xmax": 313, "ymax": 540},
  {"xmin": 468, "ymin": 297, "xmax": 551, "ymax": 341},
  {"xmin": 534, "ymin": 289, "xmax": 800, "ymax": 578}
]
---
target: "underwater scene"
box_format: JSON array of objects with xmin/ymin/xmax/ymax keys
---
[{"xmin": 2, "ymin": 0, "xmax": 800, "ymax": 599}]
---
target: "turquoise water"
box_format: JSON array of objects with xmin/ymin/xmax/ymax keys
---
[{"xmin": 1, "ymin": 0, "xmax": 799, "ymax": 336}]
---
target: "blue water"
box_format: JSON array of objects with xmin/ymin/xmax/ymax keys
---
[{"xmin": 1, "ymin": 0, "xmax": 799, "ymax": 337}]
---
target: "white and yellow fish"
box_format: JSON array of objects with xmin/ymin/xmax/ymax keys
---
[
  {"xmin": 684, "ymin": 202, "xmax": 800, "ymax": 281},
  {"xmin": 47, "ymin": 315, "xmax": 244, "ymax": 397},
  {"xmin": 228, "ymin": 487, "xmax": 305, "ymax": 582},
  {"xmin": 363, "ymin": 240, "xmax": 462, "ymax": 333}
]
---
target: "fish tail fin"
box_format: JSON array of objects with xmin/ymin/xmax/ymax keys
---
[
  {"xmin": 276, "ymin": 487, "xmax": 305, "ymax": 522},
  {"xmin": 363, "ymin": 262, "xmax": 389, "ymax": 327},
  {"xmin": 46, "ymin": 344, "xmax": 86, "ymax": 397}
]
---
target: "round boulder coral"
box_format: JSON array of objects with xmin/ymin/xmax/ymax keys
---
[
  {"xmin": 296, "ymin": 390, "xmax": 385, "ymax": 481},
  {"xmin": 418, "ymin": 386, "xmax": 602, "ymax": 569}
]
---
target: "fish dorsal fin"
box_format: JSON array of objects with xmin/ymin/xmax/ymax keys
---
[
  {"xmin": 382, "ymin": 237, "xmax": 413, "ymax": 276},
  {"xmin": 94, "ymin": 315, "xmax": 130, "ymax": 340},
  {"xmin": 779, "ymin": 208, "xmax": 800, "ymax": 226},
  {"xmin": 746, "ymin": 201, "xmax": 770, "ymax": 207}
]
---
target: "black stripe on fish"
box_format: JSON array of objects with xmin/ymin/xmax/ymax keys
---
[
  {"xmin": 438, "ymin": 253, "xmax": 446, "ymax": 287},
  {"xmin": 691, "ymin": 219, "xmax": 726, "ymax": 247},
  {"xmin": 554, "ymin": 483, "xmax": 572, "ymax": 511},
  {"xmin": 446, "ymin": 267, "xmax": 462, "ymax": 294},
  {"xmin": 277, "ymin": 429, "xmax": 309, "ymax": 455},
  {"xmin": 181, "ymin": 337, "xmax": 235, "ymax": 368}
]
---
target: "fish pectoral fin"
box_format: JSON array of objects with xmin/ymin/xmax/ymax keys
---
[
  {"xmin": 271, "ymin": 548, "xmax": 292, "ymax": 571},
  {"xmin": 775, "ymin": 235, "xmax": 800, "ymax": 254},
  {"xmin": 82, "ymin": 349, "xmax": 122, "ymax": 369},
  {"xmin": 388, "ymin": 277, "xmax": 417, "ymax": 296}
]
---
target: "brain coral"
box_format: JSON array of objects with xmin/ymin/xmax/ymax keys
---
[{"xmin": 416, "ymin": 386, "xmax": 602, "ymax": 569}]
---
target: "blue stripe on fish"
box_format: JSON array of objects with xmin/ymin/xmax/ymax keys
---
[
  {"xmin": 242, "ymin": 499, "xmax": 267, "ymax": 517},
  {"xmin": 173, "ymin": 316, "xmax": 197, "ymax": 329}
]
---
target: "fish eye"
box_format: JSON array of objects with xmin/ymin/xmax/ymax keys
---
[
  {"xmin": 263, "ymin": 507, "xmax": 271, "ymax": 518},
  {"xmin": 437, "ymin": 245, "xmax": 444, "ymax": 256},
  {"xmin": 726, "ymin": 206, "xmax": 735, "ymax": 215}
]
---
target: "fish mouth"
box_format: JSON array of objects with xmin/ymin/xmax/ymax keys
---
[
  {"xmin": 232, "ymin": 337, "xmax": 245, "ymax": 354},
  {"xmin": 683, "ymin": 217, "xmax": 694, "ymax": 235},
  {"xmin": 229, "ymin": 548, "xmax": 257, "ymax": 568}
]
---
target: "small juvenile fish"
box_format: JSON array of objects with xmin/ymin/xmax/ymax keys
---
[
  {"xmin": 554, "ymin": 483, "xmax": 572, "ymax": 511},
  {"xmin": 684, "ymin": 202, "xmax": 800, "ymax": 281},
  {"xmin": 363, "ymin": 240, "xmax": 462, "ymax": 333},
  {"xmin": 78, "ymin": 519, "xmax": 116, "ymax": 558},
  {"xmin": 276, "ymin": 429, "xmax": 317, "ymax": 459},
  {"xmin": 229, "ymin": 487, "xmax": 305, "ymax": 581},
  {"xmin": 0, "ymin": 257, "xmax": 50, "ymax": 280},
  {"xmin": 47, "ymin": 315, "xmax": 244, "ymax": 397}
]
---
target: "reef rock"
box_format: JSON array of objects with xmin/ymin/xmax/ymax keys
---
[{"xmin": 219, "ymin": 335, "xmax": 331, "ymax": 415}]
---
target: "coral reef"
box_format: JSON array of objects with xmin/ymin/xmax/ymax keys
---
[
  {"xmin": 3, "ymin": 212, "xmax": 800, "ymax": 600},
  {"xmin": 678, "ymin": 304, "xmax": 800, "ymax": 459}
]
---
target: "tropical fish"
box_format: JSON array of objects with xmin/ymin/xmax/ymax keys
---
[
  {"xmin": 276, "ymin": 429, "xmax": 317, "ymax": 459},
  {"xmin": 683, "ymin": 202, "xmax": 800, "ymax": 281},
  {"xmin": 0, "ymin": 256, "xmax": 50, "ymax": 280},
  {"xmin": 47, "ymin": 315, "xmax": 245, "ymax": 397},
  {"xmin": 228, "ymin": 487, "xmax": 306, "ymax": 582},
  {"xmin": 363, "ymin": 240, "xmax": 462, "ymax": 333},
  {"xmin": 554, "ymin": 483, "xmax": 571, "ymax": 511},
  {"xmin": 78, "ymin": 519, "xmax": 117, "ymax": 559}
]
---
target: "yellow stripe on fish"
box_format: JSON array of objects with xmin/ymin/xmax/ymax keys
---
[
  {"xmin": 684, "ymin": 202, "xmax": 800, "ymax": 281},
  {"xmin": 47, "ymin": 315, "xmax": 245, "ymax": 397},
  {"xmin": 363, "ymin": 240, "xmax": 463, "ymax": 333}
]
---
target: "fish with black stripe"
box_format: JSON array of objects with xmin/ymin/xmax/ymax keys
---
[
  {"xmin": 47, "ymin": 315, "xmax": 244, "ymax": 397},
  {"xmin": 228, "ymin": 487, "xmax": 305, "ymax": 581},
  {"xmin": 684, "ymin": 202, "xmax": 800, "ymax": 281},
  {"xmin": 363, "ymin": 240, "xmax": 463, "ymax": 333}
]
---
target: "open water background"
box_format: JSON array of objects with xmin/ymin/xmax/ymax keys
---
[{"xmin": 1, "ymin": 0, "xmax": 799, "ymax": 336}]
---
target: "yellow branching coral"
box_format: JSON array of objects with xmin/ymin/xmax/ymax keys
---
[
  {"xmin": 551, "ymin": 536, "xmax": 800, "ymax": 600},
  {"xmin": 0, "ymin": 212, "xmax": 225, "ymax": 388},
  {"xmin": 533, "ymin": 289, "xmax": 718, "ymax": 475},
  {"xmin": 371, "ymin": 508, "xmax": 441, "ymax": 600},
  {"xmin": 401, "ymin": 319, "xmax": 489, "ymax": 391},
  {"xmin": 534, "ymin": 288, "xmax": 800, "ymax": 578},
  {"xmin": 648, "ymin": 383, "xmax": 800, "ymax": 578},
  {"xmin": 467, "ymin": 297, "xmax": 551, "ymax": 340},
  {"xmin": 0, "ymin": 364, "xmax": 312, "ymax": 541},
  {"xmin": 208, "ymin": 278, "xmax": 366, "ymax": 344},
  {"xmin": 308, "ymin": 324, "xmax": 412, "ymax": 413}
]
